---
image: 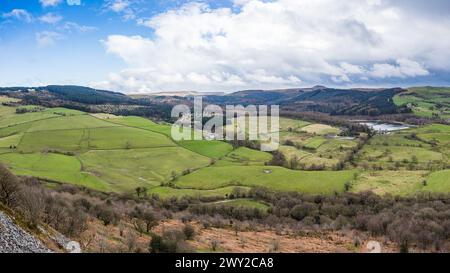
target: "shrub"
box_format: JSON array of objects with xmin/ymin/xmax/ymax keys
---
[{"xmin": 183, "ymin": 224, "xmax": 196, "ymax": 240}]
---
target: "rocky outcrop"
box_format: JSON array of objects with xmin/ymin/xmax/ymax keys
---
[{"xmin": 0, "ymin": 211, "xmax": 51, "ymax": 253}]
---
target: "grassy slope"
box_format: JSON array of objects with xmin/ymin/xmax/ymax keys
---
[
  {"xmin": 0, "ymin": 103, "xmax": 448, "ymax": 198},
  {"xmin": 0, "ymin": 152, "xmax": 110, "ymax": 191},
  {"xmin": 277, "ymin": 118, "xmax": 354, "ymax": 168},
  {"xmin": 176, "ymin": 166, "xmax": 355, "ymax": 195},
  {"xmin": 79, "ymin": 147, "xmax": 211, "ymax": 192},
  {"xmin": 218, "ymin": 147, "xmax": 273, "ymax": 166},
  {"xmin": 211, "ymin": 199, "xmax": 270, "ymax": 210},
  {"xmin": 356, "ymin": 124, "xmax": 449, "ymax": 169},
  {"xmin": 393, "ymin": 87, "xmax": 450, "ymax": 119},
  {"xmin": 177, "ymin": 140, "xmax": 233, "ymax": 159},
  {"xmin": 424, "ymin": 170, "xmax": 450, "ymax": 193},
  {"xmin": 351, "ymin": 171, "xmax": 428, "ymax": 196},
  {"xmin": 147, "ymin": 186, "xmax": 249, "ymax": 198}
]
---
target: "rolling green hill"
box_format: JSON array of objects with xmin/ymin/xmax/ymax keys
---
[
  {"xmin": 0, "ymin": 98, "xmax": 448, "ymax": 199},
  {"xmin": 394, "ymin": 87, "xmax": 450, "ymax": 119}
]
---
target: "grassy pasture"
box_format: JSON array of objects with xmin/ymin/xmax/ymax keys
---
[
  {"xmin": 356, "ymin": 124, "xmax": 449, "ymax": 170},
  {"xmin": 0, "ymin": 152, "xmax": 110, "ymax": 191},
  {"xmin": 0, "ymin": 96, "xmax": 20, "ymax": 103},
  {"xmin": 279, "ymin": 118, "xmax": 310, "ymax": 132},
  {"xmin": 87, "ymin": 126, "xmax": 175, "ymax": 150},
  {"xmin": 223, "ymin": 147, "xmax": 272, "ymax": 164},
  {"xmin": 0, "ymin": 134, "xmax": 22, "ymax": 148},
  {"xmin": 0, "ymin": 104, "xmax": 447, "ymax": 199},
  {"xmin": 27, "ymin": 114, "xmax": 119, "ymax": 132},
  {"xmin": 147, "ymin": 186, "xmax": 247, "ymax": 199},
  {"xmin": 212, "ymin": 199, "xmax": 270, "ymax": 210},
  {"xmin": 423, "ymin": 170, "xmax": 450, "ymax": 193},
  {"xmin": 394, "ymin": 87, "xmax": 450, "ymax": 119},
  {"xmin": 0, "ymin": 111, "xmax": 58, "ymax": 129},
  {"xmin": 317, "ymin": 138, "xmax": 357, "ymax": 152},
  {"xmin": 351, "ymin": 171, "xmax": 428, "ymax": 196},
  {"xmin": 105, "ymin": 116, "xmax": 172, "ymax": 137},
  {"xmin": 0, "ymin": 122, "xmax": 32, "ymax": 138},
  {"xmin": 301, "ymin": 124, "xmax": 340, "ymax": 135},
  {"xmin": 277, "ymin": 118, "xmax": 354, "ymax": 169},
  {"xmin": 176, "ymin": 166, "xmax": 355, "ymax": 195},
  {"xmin": 44, "ymin": 107, "xmax": 85, "ymax": 116},
  {"xmin": 19, "ymin": 122, "xmax": 176, "ymax": 153},
  {"xmin": 304, "ymin": 136, "xmax": 328, "ymax": 149},
  {"xmin": 418, "ymin": 133, "xmax": 450, "ymax": 145},
  {"xmin": 414, "ymin": 124, "xmax": 450, "ymax": 134},
  {"xmin": 278, "ymin": 145, "xmax": 312, "ymax": 160},
  {"xmin": 79, "ymin": 147, "xmax": 211, "ymax": 192},
  {"xmin": 18, "ymin": 129, "xmax": 84, "ymax": 153},
  {"xmin": 178, "ymin": 140, "xmax": 233, "ymax": 158},
  {"xmin": 358, "ymin": 145, "xmax": 443, "ymax": 163},
  {"xmin": 369, "ymin": 133, "xmax": 430, "ymax": 147}
]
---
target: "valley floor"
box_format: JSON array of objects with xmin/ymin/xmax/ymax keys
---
[{"xmin": 0, "ymin": 95, "xmax": 448, "ymax": 205}]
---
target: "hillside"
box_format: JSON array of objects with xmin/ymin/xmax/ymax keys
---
[
  {"xmin": 0, "ymin": 85, "xmax": 132, "ymax": 105},
  {"xmin": 0, "ymin": 85, "xmax": 411, "ymax": 118},
  {"xmin": 394, "ymin": 86, "xmax": 450, "ymax": 120},
  {"xmin": 0, "ymin": 95, "xmax": 449, "ymax": 253}
]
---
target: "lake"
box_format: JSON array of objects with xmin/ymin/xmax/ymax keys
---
[{"xmin": 360, "ymin": 122, "xmax": 411, "ymax": 132}]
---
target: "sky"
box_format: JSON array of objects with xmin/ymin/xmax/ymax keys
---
[{"xmin": 1, "ymin": 0, "xmax": 450, "ymax": 93}]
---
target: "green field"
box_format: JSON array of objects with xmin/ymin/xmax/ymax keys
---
[
  {"xmin": 0, "ymin": 111, "xmax": 59, "ymax": 128},
  {"xmin": 356, "ymin": 123, "xmax": 449, "ymax": 170},
  {"xmin": 218, "ymin": 147, "xmax": 273, "ymax": 166},
  {"xmin": 27, "ymin": 114, "xmax": 118, "ymax": 132},
  {"xmin": 423, "ymin": 170, "xmax": 450, "ymax": 193},
  {"xmin": 279, "ymin": 118, "xmax": 310, "ymax": 132},
  {"xmin": 0, "ymin": 103, "xmax": 448, "ymax": 200},
  {"xmin": 176, "ymin": 166, "xmax": 356, "ymax": 195},
  {"xmin": 301, "ymin": 124, "xmax": 341, "ymax": 135},
  {"xmin": 277, "ymin": 118, "xmax": 357, "ymax": 169},
  {"xmin": 104, "ymin": 115, "xmax": 173, "ymax": 137},
  {"xmin": 0, "ymin": 152, "xmax": 110, "ymax": 191},
  {"xmin": 148, "ymin": 186, "xmax": 249, "ymax": 198},
  {"xmin": 210, "ymin": 199, "xmax": 270, "ymax": 211},
  {"xmin": 79, "ymin": 147, "xmax": 211, "ymax": 192},
  {"xmin": 351, "ymin": 171, "xmax": 428, "ymax": 196},
  {"xmin": 178, "ymin": 140, "xmax": 233, "ymax": 158},
  {"xmin": 394, "ymin": 87, "xmax": 450, "ymax": 119}
]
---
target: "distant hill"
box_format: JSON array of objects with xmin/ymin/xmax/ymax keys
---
[
  {"xmin": 203, "ymin": 86, "xmax": 409, "ymax": 116},
  {"xmin": 43, "ymin": 85, "xmax": 131, "ymax": 104},
  {"xmin": 283, "ymin": 87, "xmax": 407, "ymax": 116},
  {"xmin": 131, "ymin": 91, "xmax": 227, "ymax": 97},
  {"xmin": 1, "ymin": 84, "xmax": 445, "ymax": 117},
  {"xmin": 0, "ymin": 85, "xmax": 132, "ymax": 105},
  {"xmin": 394, "ymin": 86, "xmax": 450, "ymax": 120}
]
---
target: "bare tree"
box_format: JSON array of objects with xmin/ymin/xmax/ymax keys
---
[
  {"xmin": 0, "ymin": 164, "xmax": 20, "ymax": 207},
  {"xmin": 19, "ymin": 185, "xmax": 46, "ymax": 228},
  {"xmin": 125, "ymin": 230, "xmax": 138, "ymax": 252}
]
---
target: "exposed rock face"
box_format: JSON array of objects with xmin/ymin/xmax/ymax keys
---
[{"xmin": 0, "ymin": 211, "xmax": 51, "ymax": 253}]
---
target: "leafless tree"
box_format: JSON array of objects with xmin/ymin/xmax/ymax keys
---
[{"xmin": 0, "ymin": 164, "xmax": 20, "ymax": 207}]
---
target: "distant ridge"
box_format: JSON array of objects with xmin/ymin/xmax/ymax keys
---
[{"xmin": 131, "ymin": 91, "xmax": 227, "ymax": 97}]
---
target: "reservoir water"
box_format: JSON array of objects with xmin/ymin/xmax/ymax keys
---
[{"xmin": 360, "ymin": 122, "xmax": 411, "ymax": 132}]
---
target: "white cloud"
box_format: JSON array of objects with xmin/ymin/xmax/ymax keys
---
[
  {"xmin": 39, "ymin": 13, "xmax": 63, "ymax": 24},
  {"xmin": 109, "ymin": 0, "xmax": 130, "ymax": 12},
  {"xmin": 40, "ymin": 0, "xmax": 63, "ymax": 7},
  {"xmin": 99, "ymin": 0, "xmax": 450, "ymax": 93},
  {"xmin": 340, "ymin": 62, "xmax": 365, "ymax": 75},
  {"xmin": 36, "ymin": 31, "xmax": 64, "ymax": 47},
  {"xmin": 61, "ymin": 22, "xmax": 97, "ymax": 32},
  {"xmin": 370, "ymin": 59, "xmax": 429, "ymax": 78},
  {"xmin": 105, "ymin": 0, "xmax": 136, "ymax": 20},
  {"xmin": 2, "ymin": 9, "xmax": 34, "ymax": 23},
  {"xmin": 67, "ymin": 0, "xmax": 81, "ymax": 5}
]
